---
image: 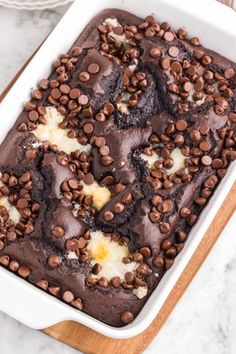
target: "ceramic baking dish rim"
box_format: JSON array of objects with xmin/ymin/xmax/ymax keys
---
[{"xmin": 0, "ymin": 0, "xmax": 236, "ymax": 339}]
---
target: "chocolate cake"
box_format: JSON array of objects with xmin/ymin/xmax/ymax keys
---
[{"xmin": 0, "ymin": 9, "xmax": 236, "ymax": 327}]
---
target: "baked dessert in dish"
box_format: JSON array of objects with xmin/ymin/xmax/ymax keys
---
[{"xmin": 0, "ymin": 8, "xmax": 236, "ymax": 327}]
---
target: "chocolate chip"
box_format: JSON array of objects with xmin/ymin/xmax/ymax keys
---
[
  {"xmin": 211, "ymin": 159, "xmax": 223, "ymax": 169},
  {"xmin": 160, "ymin": 222, "xmax": 171, "ymax": 234},
  {"xmin": 103, "ymin": 102, "xmax": 115, "ymax": 115},
  {"xmin": 9, "ymin": 260, "xmax": 20, "ymax": 272},
  {"xmin": 111, "ymin": 276, "xmax": 121, "ymax": 288},
  {"xmin": 224, "ymin": 67, "xmax": 235, "ymax": 79},
  {"xmin": 149, "ymin": 211, "xmax": 161, "ymax": 223},
  {"xmin": 39, "ymin": 79, "xmax": 49, "ymax": 90},
  {"xmin": 174, "ymin": 134, "xmax": 184, "ymax": 146},
  {"xmin": 176, "ymin": 230, "xmax": 187, "ymax": 242},
  {"xmin": 195, "ymin": 196, "xmax": 207, "ymax": 205},
  {"xmin": 92, "ymin": 263, "xmax": 101, "ymax": 275},
  {"xmin": 98, "ymin": 145, "xmax": 109, "ymax": 156},
  {"xmin": 57, "ymin": 155, "xmax": 68, "ymax": 166},
  {"xmin": 79, "ymin": 72, "xmax": 90, "ymax": 82},
  {"xmin": 52, "ymin": 226, "xmax": 65, "ymax": 238},
  {"xmin": 63, "ymin": 290, "xmax": 74, "ymax": 303},
  {"xmin": 98, "ymin": 277, "xmax": 109, "ymax": 288},
  {"xmin": 59, "ymin": 84, "xmax": 70, "ymax": 94},
  {"xmin": 194, "ymin": 79, "xmax": 204, "ymax": 92},
  {"xmin": 78, "ymin": 94, "xmax": 89, "ymax": 105},
  {"xmin": 101, "ymin": 155, "xmax": 113, "ymax": 166},
  {"xmin": 201, "ymin": 155, "xmax": 212, "ymax": 166},
  {"xmin": 161, "ymin": 239, "xmax": 171, "ymax": 251},
  {"xmin": 25, "ymin": 101, "xmax": 36, "ymax": 111},
  {"xmin": 187, "ymin": 214, "xmax": 198, "ymax": 226},
  {"xmin": 183, "ymin": 81, "xmax": 193, "ymax": 92},
  {"xmin": 165, "ymin": 258, "xmax": 174, "ymax": 269},
  {"xmin": 88, "ymin": 63, "xmax": 100, "ymax": 74},
  {"xmin": 101, "ymin": 175, "xmax": 114, "ymax": 186},
  {"xmin": 113, "ymin": 25, "xmax": 124, "ymax": 35},
  {"xmin": 136, "ymin": 263, "xmax": 150, "ymax": 275},
  {"xmin": 51, "ymin": 88, "xmax": 61, "ymax": 100},
  {"xmin": 25, "ymin": 224, "xmax": 34, "ymax": 235},
  {"xmin": 152, "ymin": 255, "xmax": 164, "ymax": 267},
  {"xmin": 152, "ymin": 195, "xmax": 163, "ymax": 206},
  {"xmin": 177, "ymin": 28, "xmax": 187, "ymax": 39},
  {"xmin": 145, "ymin": 27, "xmax": 156, "ymax": 38},
  {"xmin": 32, "ymin": 89, "xmax": 42, "ymax": 100},
  {"xmin": 201, "ymin": 55, "xmax": 212, "ymax": 65},
  {"xmin": 49, "ymin": 286, "xmax": 60, "ymax": 297},
  {"xmin": 165, "ymin": 246, "xmax": 177, "ymax": 258},
  {"xmin": 0, "ymin": 255, "xmax": 10, "ymax": 266},
  {"xmin": 69, "ymin": 88, "xmax": 81, "ymax": 99},
  {"xmin": 190, "ymin": 129, "xmax": 201, "ymax": 142},
  {"xmin": 83, "ymin": 123, "xmax": 94, "ymax": 134},
  {"xmin": 98, "ymin": 24, "xmax": 107, "ymax": 33},
  {"xmin": 158, "ymin": 200, "xmax": 173, "ymax": 213},
  {"xmin": 121, "ymin": 192, "xmax": 132, "ymax": 204},
  {"xmin": 84, "ymin": 173, "xmax": 94, "ymax": 185},
  {"xmin": 176, "ymin": 119, "xmax": 187, "ymax": 131},
  {"xmin": 149, "ymin": 47, "xmax": 161, "ymax": 58},
  {"xmin": 95, "ymin": 137, "xmax": 106, "ymax": 147},
  {"xmin": 125, "ymin": 272, "xmax": 134, "ymax": 284},
  {"xmin": 179, "ymin": 207, "xmax": 190, "ymax": 218},
  {"xmin": 36, "ymin": 280, "xmax": 48, "ymax": 290},
  {"xmin": 18, "ymin": 266, "xmax": 30, "ymax": 278},
  {"xmin": 160, "ymin": 58, "xmax": 170, "ymax": 70},
  {"xmin": 114, "ymin": 202, "xmax": 124, "ymax": 214},
  {"xmin": 68, "ymin": 178, "xmax": 80, "ymax": 190},
  {"xmin": 95, "ymin": 112, "xmax": 106, "ymax": 122},
  {"xmin": 229, "ymin": 112, "xmax": 236, "ymax": 123},
  {"xmin": 66, "ymin": 239, "xmax": 78, "ymax": 251},
  {"xmin": 171, "ymin": 61, "xmax": 182, "ymax": 73},
  {"xmin": 9, "ymin": 176, "xmax": 18, "ymax": 187},
  {"xmin": 103, "ymin": 210, "xmax": 114, "ymax": 221},
  {"xmin": 190, "ymin": 37, "xmax": 200, "ymax": 46},
  {"xmin": 199, "ymin": 141, "xmax": 211, "ymax": 152},
  {"xmin": 193, "ymin": 49, "xmax": 204, "ymax": 59},
  {"xmin": 72, "ymin": 46, "xmax": 82, "ymax": 57},
  {"xmin": 140, "ymin": 247, "xmax": 151, "ymax": 258},
  {"xmin": 164, "ymin": 31, "xmax": 175, "ymax": 41},
  {"xmin": 72, "ymin": 298, "xmax": 83, "ymax": 310},
  {"xmin": 77, "ymin": 237, "xmax": 87, "ymax": 249},
  {"xmin": 168, "ymin": 46, "xmax": 179, "ymax": 57},
  {"xmin": 48, "ymin": 255, "xmax": 61, "ymax": 268},
  {"xmin": 132, "ymin": 252, "xmax": 143, "ymax": 263},
  {"xmin": 16, "ymin": 198, "xmax": 28, "ymax": 209},
  {"xmin": 28, "ymin": 110, "xmax": 39, "ymax": 122}
]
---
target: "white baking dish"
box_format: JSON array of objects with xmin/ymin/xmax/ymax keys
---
[{"xmin": 0, "ymin": 0, "xmax": 236, "ymax": 339}]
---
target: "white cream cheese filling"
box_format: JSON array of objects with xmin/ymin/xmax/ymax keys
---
[
  {"xmin": 141, "ymin": 147, "xmax": 188, "ymax": 175},
  {"xmin": 133, "ymin": 286, "xmax": 148, "ymax": 299},
  {"xmin": 0, "ymin": 181, "xmax": 20, "ymax": 224},
  {"xmin": 67, "ymin": 251, "xmax": 79, "ymax": 260},
  {"xmin": 87, "ymin": 230, "xmax": 137, "ymax": 281},
  {"xmin": 103, "ymin": 18, "xmax": 129, "ymax": 47},
  {"xmin": 33, "ymin": 106, "xmax": 91, "ymax": 155},
  {"xmin": 81, "ymin": 181, "xmax": 111, "ymax": 211}
]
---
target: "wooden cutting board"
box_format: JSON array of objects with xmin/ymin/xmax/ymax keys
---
[{"xmin": 1, "ymin": 38, "xmax": 236, "ymax": 354}]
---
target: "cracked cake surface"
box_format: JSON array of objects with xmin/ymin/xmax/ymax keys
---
[{"xmin": 0, "ymin": 8, "xmax": 236, "ymax": 327}]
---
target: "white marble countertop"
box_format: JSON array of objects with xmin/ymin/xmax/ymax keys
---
[{"xmin": 0, "ymin": 5, "xmax": 236, "ymax": 354}]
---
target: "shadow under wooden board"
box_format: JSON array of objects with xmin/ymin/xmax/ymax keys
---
[{"xmin": 1, "ymin": 48, "xmax": 236, "ymax": 354}]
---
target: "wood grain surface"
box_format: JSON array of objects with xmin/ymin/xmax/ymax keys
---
[{"xmin": 1, "ymin": 13, "xmax": 236, "ymax": 352}]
